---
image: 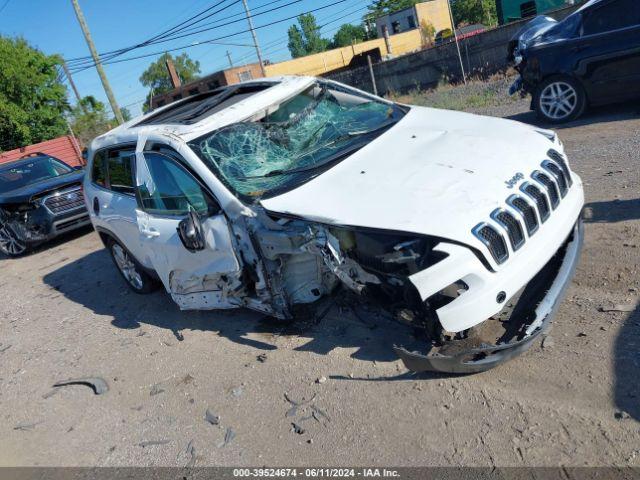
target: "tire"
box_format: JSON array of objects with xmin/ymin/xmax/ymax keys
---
[
  {"xmin": 0, "ymin": 223, "xmax": 29, "ymax": 257},
  {"xmin": 534, "ymin": 75, "xmax": 586, "ymax": 124},
  {"xmin": 106, "ymin": 237, "xmax": 158, "ymax": 294}
]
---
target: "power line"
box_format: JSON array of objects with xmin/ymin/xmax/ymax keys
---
[
  {"xmin": 68, "ymin": 0, "xmax": 349, "ymax": 72},
  {"xmin": 66, "ymin": 0, "xmax": 241, "ymax": 67},
  {"xmin": 0, "ymin": 0, "xmax": 10, "ymax": 15},
  {"xmin": 66, "ymin": 0, "xmax": 305, "ymax": 70}
]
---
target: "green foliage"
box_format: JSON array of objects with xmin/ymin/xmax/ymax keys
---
[
  {"xmin": 420, "ymin": 20, "xmax": 436, "ymax": 45},
  {"xmin": 331, "ymin": 24, "xmax": 368, "ymax": 48},
  {"xmin": 287, "ymin": 13, "xmax": 330, "ymax": 58},
  {"xmin": 367, "ymin": 0, "xmax": 419, "ymax": 17},
  {"xmin": 0, "ymin": 36, "xmax": 68, "ymax": 152},
  {"xmin": 140, "ymin": 53, "xmax": 200, "ymax": 112},
  {"xmin": 68, "ymin": 96, "xmax": 111, "ymax": 147},
  {"xmin": 119, "ymin": 107, "xmax": 132, "ymax": 123},
  {"xmin": 451, "ymin": 0, "xmax": 498, "ymax": 27},
  {"xmin": 287, "ymin": 25, "xmax": 307, "ymax": 58}
]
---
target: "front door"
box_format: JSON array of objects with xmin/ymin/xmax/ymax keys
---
[
  {"xmin": 134, "ymin": 150, "xmax": 244, "ymax": 311},
  {"xmin": 576, "ymin": 0, "xmax": 640, "ymax": 104}
]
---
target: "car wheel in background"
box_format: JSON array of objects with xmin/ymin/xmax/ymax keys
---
[
  {"xmin": 534, "ymin": 75, "xmax": 586, "ymax": 124},
  {"xmin": 107, "ymin": 237, "xmax": 158, "ymax": 294},
  {"xmin": 0, "ymin": 224, "xmax": 28, "ymax": 257}
]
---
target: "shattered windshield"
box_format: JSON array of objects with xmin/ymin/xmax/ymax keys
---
[
  {"xmin": 189, "ymin": 81, "xmax": 406, "ymax": 201},
  {"xmin": 0, "ymin": 157, "xmax": 73, "ymax": 193}
]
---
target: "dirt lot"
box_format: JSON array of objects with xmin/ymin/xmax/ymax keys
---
[{"xmin": 1, "ymin": 94, "xmax": 639, "ymax": 467}]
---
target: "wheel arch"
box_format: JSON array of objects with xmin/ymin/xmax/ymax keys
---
[{"xmin": 95, "ymin": 226, "xmax": 160, "ymax": 280}]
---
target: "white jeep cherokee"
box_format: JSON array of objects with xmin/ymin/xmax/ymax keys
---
[{"xmin": 84, "ymin": 76, "xmax": 584, "ymax": 373}]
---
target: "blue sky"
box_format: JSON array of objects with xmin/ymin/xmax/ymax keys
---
[{"xmin": 0, "ymin": 0, "xmax": 370, "ymax": 117}]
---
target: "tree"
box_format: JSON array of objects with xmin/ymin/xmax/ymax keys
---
[
  {"xmin": 287, "ymin": 25, "xmax": 307, "ymax": 58},
  {"xmin": 367, "ymin": 0, "xmax": 419, "ymax": 18},
  {"xmin": 68, "ymin": 96, "xmax": 111, "ymax": 147},
  {"xmin": 0, "ymin": 36, "xmax": 68, "ymax": 151},
  {"xmin": 118, "ymin": 107, "xmax": 132, "ymax": 123},
  {"xmin": 331, "ymin": 24, "xmax": 368, "ymax": 48},
  {"xmin": 420, "ymin": 20, "xmax": 436, "ymax": 46},
  {"xmin": 286, "ymin": 14, "xmax": 330, "ymax": 58},
  {"xmin": 140, "ymin": 53, "xmax": 200, "ymax": 112},
  {"xmin": 451, "ymin": 0, "xmax": 498, "ymax": 27}
]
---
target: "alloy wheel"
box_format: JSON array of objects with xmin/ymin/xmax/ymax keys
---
[
  {"xmin": 0, "ymin": 224, "xmax": 27, "ymax": 256},
  {"xmin": 111, "ymin": 243, "xmax": 144, "ymax": 290},
  {"xmin": 539, "ymin": 82, "xmax": 578, "ymax": 121}
]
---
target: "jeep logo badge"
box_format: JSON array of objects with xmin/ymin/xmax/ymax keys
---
[{"xmin": 505, "ymin": 172, "xmax": 524, "ymax": 189}]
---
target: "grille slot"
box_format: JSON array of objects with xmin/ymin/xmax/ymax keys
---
[
  {"xmin": 507, "ymin": 195, "xmax": 539, "ymax": 236},
  {"xmin": 43, "ymin": 186, "xmax": 85, "ymax": 215},
  {"xmin": 542, "ymin": 161, "xmax": 568, "ymax": 198},
  {"xmin": 491, "ymin": 209, "xmax": 525, "ymax": 251},
  {"xmin": 548, "ymin": 149, "xmax": 573, "ymax": 187},
  {"xmin": 472, "ymin": 223, "xmax": 509, "ymax": 264},
  {"xmin": 532, "ymin": 171, "xmax": 560, "ymax": 209},
  {"xmin": 521, "ymin": 182, "xmax": 550, "ymax": 223}
]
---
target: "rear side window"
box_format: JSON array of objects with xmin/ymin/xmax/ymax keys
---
[
  {"xmin": 107, "ymin": 149, "xmax": 135, "ymax": 195},
  {"xmin": 91, "ymin": 151, "xmax": 107, "ymax": 187},
  {"xmin": 582, "ymin": 0, "xmax": 640, "ymax": 35}
]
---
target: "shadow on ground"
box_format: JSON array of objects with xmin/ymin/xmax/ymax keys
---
[
  {"xmin": 43, "ymin": 249, "xmax": 439, "ymax": 378},
  {"xmin": 0, "ymin": 226, "xmax": 93, "ymax": 261},
  {"xmin": 614, "ymin": 304, "xmax": 640, "ymax": 421},
  {"xmin": 583, "ymin": 199, "xmax": 640, "ymax": 224},
  {"xmin": 507, "ymin": 102, "xmax": 640, "ymax": 129}
]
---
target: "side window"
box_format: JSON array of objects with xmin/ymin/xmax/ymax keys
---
[
  {"xmin": 106, "ymin": 148, "xmax": 135, "ymax": 195},
  {"xmin": 582, "ymin": 0, "xmax": 640, "ymax": 35},
  {"xmin": 91, "ymin": 151, "xmax": 107, "ymax": 187},
  {"xmin": 136, "ymin": 152, "xmax": 218, "ymax": 216}
]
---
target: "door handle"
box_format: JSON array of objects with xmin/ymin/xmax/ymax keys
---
[
  {"xmin": 93, "ymin": 197, "xmax": 100, "ymax": 215},
  {"xmin": 141, "ymin": 228, "xmax": 160, "ymax": 238}
]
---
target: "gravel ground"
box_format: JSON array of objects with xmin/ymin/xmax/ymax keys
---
[{"xmin": 1, "ymin": 91, "xmax": 639, "ymax": 467}]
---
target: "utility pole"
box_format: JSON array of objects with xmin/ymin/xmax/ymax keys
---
[
  {"xmin": 226, "ymin": 50, "xmax": 234, "ymax": 69},
  {"xmin": 165, "ymin": 57, "xmax": 182, "ymax": 89},
  {"xmin": 446, "ymin": 0, "xmax": 467, "ymax": 84},
  {"xmin": 61, "ymin": 62, "xmax": 83, "ymax": 106},
  {"xmin": 70, "ymin": 0, "xmax": 124, "ymax": 124},
  {"xmin": 241, "ymin": 0, "xmax": 266, "ymax": 77}
]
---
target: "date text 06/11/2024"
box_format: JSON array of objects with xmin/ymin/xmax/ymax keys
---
[{"xmin": 232, "ymin": 468, "xmax": 401, "ymax": 478}]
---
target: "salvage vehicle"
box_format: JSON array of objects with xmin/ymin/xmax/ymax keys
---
[
  {"xmin": 508, "ymin": 0, "xmax": 640, "ymax": 123},
  {"xmin": 85, "ymin": 76, "xmax": 584, "ymax": 373},
  {"xmin": 0, "ymin": 154, "xmax": 90, "ymax": 257}
]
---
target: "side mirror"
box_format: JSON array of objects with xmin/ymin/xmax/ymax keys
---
[{"xmin": 177, "ymin": 209, "xmax": 206, "ymax": 252}]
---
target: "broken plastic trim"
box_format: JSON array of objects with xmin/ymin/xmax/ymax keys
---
[{"xmin": 395, "ymin": 220, "xmax": 583, "ymax": 374}]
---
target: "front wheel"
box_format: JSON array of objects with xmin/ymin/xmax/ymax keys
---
[
  {"xmin": 534, "ymin": 76, "xmax": 586, "ymax": 124},
  {"xmin": 107, "ymin": 238, "xmax": 158, "ymax": 294},
  {"xmin": 0, "ymin": 223, "xmax": 28, "ymax": 257}
]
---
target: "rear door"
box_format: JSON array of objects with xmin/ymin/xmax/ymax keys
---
[
  {"xmin": 133, "ymin": 150, "xmax": 244, "ymax": 311},
  {"xmin": 576, "ymin": 0, "xmax": 640, "ymax": 103},
  {"xmin": 89, "ymin": 145, "xmax": 147, "ymax": 265}
]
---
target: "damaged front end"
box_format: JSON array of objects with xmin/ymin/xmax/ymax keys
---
[
  {"xmin": 0, "ymin": 203, "xmax": 50, "ymax": 255},
  {"xmin": 252, "ymin": 212, "xmax": 583, "ymax": 375},
  {"xmin": 396, "ymin": 221, "xmax": 583, "ymax": 373}
]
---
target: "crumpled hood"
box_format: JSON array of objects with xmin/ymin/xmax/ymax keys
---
[
  {"xmin": 0, "ymin": 171, "xmax": 84, "ymax": 206},
  {"xmin": 512, "ymin": 15, "xmax": 558, "ymax": 47},
  {"xmin": 261, "ymin": 106, "xmax": 559, "ymax": 246}
]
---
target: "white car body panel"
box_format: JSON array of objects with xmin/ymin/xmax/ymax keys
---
[{"xmin": 261, "ymin": 106, "xmax": 574, "ymax": 270}]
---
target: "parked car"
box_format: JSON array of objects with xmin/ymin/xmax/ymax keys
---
[
  {"xmin": 85, "ymin": 76, "xmax": 584, "ymax": 373},
  {"xmin": 509, "ymin": 0, "xmax": 640, "ymax": 123},
  {"xmin": 0, "ymin": 153, "xmax": 90, "ymax": 257}
]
